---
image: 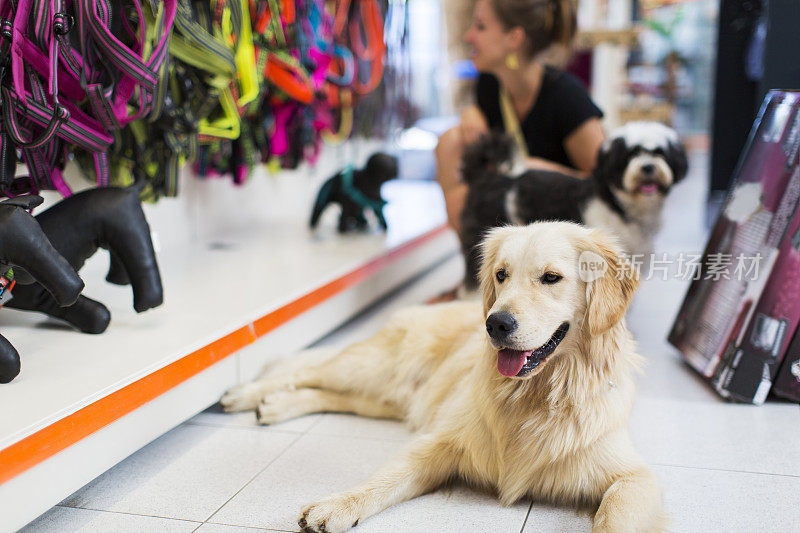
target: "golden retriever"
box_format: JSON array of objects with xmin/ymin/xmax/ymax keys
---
[{"xmin": 221, "ymin": 221, "xmax": 663, "ymax": 532}]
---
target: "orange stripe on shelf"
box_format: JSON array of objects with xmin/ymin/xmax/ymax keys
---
[
  {"xmin": 0, "ymin": 224, "xmax": 450, "ymax": 486},
  {"xmin": 0, "ymin": 325, "xmax": 256, "ymax": 486}
]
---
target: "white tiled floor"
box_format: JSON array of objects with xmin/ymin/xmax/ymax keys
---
[{"xmin": 23, "ymin": 154, "xmax": 800, "ymax": 532}]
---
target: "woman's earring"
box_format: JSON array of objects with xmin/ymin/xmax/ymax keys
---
[{"xmin": 505, "ymin": 53, "xmax": 519, "ymax": 70}]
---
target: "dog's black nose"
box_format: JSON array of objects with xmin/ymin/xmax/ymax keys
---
[
  {"xmin": 641, "ymin": 163, "xmax": 656, "ymax": 175},
  {"xmin": 486, "ymin": 312, "xmax": 518, "ymax": 340}
]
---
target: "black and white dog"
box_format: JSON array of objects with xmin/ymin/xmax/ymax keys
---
[{"xmin": 459, "ymin": 121, "xmax": 688, "ymax": 289}]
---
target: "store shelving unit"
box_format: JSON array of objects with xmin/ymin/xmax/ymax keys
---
[
  {"xmin": 0, "ymin": 153, "xmax": 458, "ymax": 530},
  {"xmin": 578, "ymin": 0, "xmax": 637, "ymax": 129}
]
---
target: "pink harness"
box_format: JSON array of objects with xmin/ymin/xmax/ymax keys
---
[{"xmin": 0, "ymin": 0, "xmax": 175, "ymax": 197}]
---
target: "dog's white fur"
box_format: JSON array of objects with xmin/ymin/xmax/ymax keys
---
[
  {"xmin": 222, "ymin": 222, "xmax": 663, "ymax": 532},
  {"xmin": 582, "ymin": 194, "xmax": 665, "ymax": 259},
  {"xmin": 612, "ymin": 121, "xmax": 680, "ymax": 152}
]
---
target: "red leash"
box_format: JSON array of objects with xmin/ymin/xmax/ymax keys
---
[{"xmin": 349, "ymin": 0, "xmax": 384, "ymax": 95}]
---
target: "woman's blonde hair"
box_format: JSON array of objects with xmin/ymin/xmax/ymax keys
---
[{"xmin": 489, "ymin": 0, "xmax": 577, "ymax": 59}]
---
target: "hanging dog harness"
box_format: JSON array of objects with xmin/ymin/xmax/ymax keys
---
[
  {"xmin": 0, "ymin": 0, "xmax": 176, "ymax": 198},
  {"xmin": 0, "ymin": 0, "xmax": 394, "ymax": 198}
]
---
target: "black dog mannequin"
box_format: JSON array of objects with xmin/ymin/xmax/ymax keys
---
[
  {"xmin": 0, "ymin": 188, "xmax": 163, "ymax": 383},
  {"xmin": 310, "ymin": 153, "xmax": 398, "ymax": 233},
  {"xmin": 0, "ymin": 195, "xmax": 83, "ymax": 382}
]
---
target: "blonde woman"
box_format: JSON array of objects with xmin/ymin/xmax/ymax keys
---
[{"xmin": 436, "ymin": 0, "xmax": 605, "ymax": 234}]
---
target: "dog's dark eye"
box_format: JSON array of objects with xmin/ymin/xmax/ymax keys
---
[
  {"xmin": 541, "ymin": 272, "xmax": 562, "ymax": 284},
  {"xmin": 496, "ymin": 269, "xmax": 508, "ymax": 283}
]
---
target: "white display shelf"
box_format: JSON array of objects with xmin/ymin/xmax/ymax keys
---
[{"xmin": 0, "ymin": 160, "xmax": 458, "ymax": 531}]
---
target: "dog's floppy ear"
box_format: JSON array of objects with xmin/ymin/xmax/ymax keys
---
[
  {"xmin": 478, "ymin": 227, "xmax": 509, "ymax": 317},
  {"xmin": 666, "ymin": 141, "xmax": 689, "ymax": 185},
  {"xmin": 581, "ymin": 230, "xmax": 639, "ymax": 335},
  {"xmin": 461, "ymin": 133, "xmax": 515, "ymax": 186},
  {"xmin": 593, "ymin": 138, "xmax": 628, "ymax": 184}
]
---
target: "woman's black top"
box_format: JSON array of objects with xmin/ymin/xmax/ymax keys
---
[{"xmin": 476, "ymin": 67, "xmax": 603, "ymax": 169}]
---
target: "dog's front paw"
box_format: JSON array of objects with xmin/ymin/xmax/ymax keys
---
[
  {"xmin": 592, "ymin": 509, "xmax": 637, "ymax": 533},
  {"xmin": 299, "ymin": 494, "xmax": 362, "ymax": 533},
  {"xmin": 256, "ymin": 390, "xmax": 303, "ymax": 425},
  {"xmin": 220, "ymin": 382, "xmax": 265, "ymax": 412}
]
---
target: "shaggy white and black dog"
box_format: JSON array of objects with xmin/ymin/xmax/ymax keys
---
[{"xmin": 459, "ymin": 121, "xmax": 688, "ymax": 289}]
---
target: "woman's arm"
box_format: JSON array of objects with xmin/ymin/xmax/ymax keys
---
[
  {"xmin": 525, "ymin": 118, "xmax": 604, "ymax": 178},
  {"xmin": 563, "ymin": 117, "xmax": 605, "ymax": 174},
  {"xmin": 524, "ymin": 156, "xmax": 588, "ymax": 177},
  {"xmin": 459, "ymin": 105, "xmax": 489, "ymax": 146},
  {"xmin": 435, "ymin": 106, "xmax": 491, "ymax": 234},
  {"xmin": 435, "ymin": 127, "xmax": 469, "ymax": 235}
]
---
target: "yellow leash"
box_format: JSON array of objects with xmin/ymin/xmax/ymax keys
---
[{"xmin": 499, "ymin": 88, "xmax": 530, "ymax": 159}]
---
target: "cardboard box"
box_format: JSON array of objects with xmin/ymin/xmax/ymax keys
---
[{"xmin": 668, "ymin": 91, "xmax": 800, "ymax": 401}]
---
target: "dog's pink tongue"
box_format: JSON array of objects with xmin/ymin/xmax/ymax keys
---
[
  {"xmin": 497, "ymin": 349, "xmax": 531, "ymax": 377},
  {"xmin": 639, "ymin": 182, "xmax": 659, "ymax": 194}
]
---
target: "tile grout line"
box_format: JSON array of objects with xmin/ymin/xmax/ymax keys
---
[
  {"xmin": 519, "ymin": 501, "xmax": 534, "ymax": 533},
  {"xmin": 202, "ymin": 430, "xmax": 307, "ymax": 524},
  {"xmin": 301, "ymin": 432, "xmax": 409, "ymax": 443},
  {"xmin": 54, "ymin": 504, "xmax": 203, "ymax": 525},
  {"xmin": 653, "ymin": 462, "xmax": 800, "ymax": 479},
  {"xmin": 199, "ymin": 520, "xmax": 297, "ymax": 532},
  {"xmin": 303, "ymin": 413, "xmax": 327, "ymax": 434},
  {"xmin": 183, "ymin": 420, "xmax": 309, "ymax": 436},
  {"xmin": 54, "ymin": 429, "xmax": 305, "ymax": 528},
  {"xmin": 184, "ymin": 417, "xmax": 409, "ymax": 442}
]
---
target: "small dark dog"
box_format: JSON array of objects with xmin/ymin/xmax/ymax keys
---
[
  {"xmin": 460, "ymin": 122, "xmax": 688, "ymax": 289},
  {"xmin": 310, "ymin": 153, "xmax": 399, "ymax": 233}
]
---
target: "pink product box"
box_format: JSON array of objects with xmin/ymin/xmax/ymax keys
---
[
  {"xmin": 711, "ymin": 194, "xmax": 800, "ymax": 403},
  {"xmin": 668, "ymin": 91, "xmax": 800, "ymax": 401},
  {"xmin": 773, "ymin": 327, "xmax": 800, "ymax": 402}
]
